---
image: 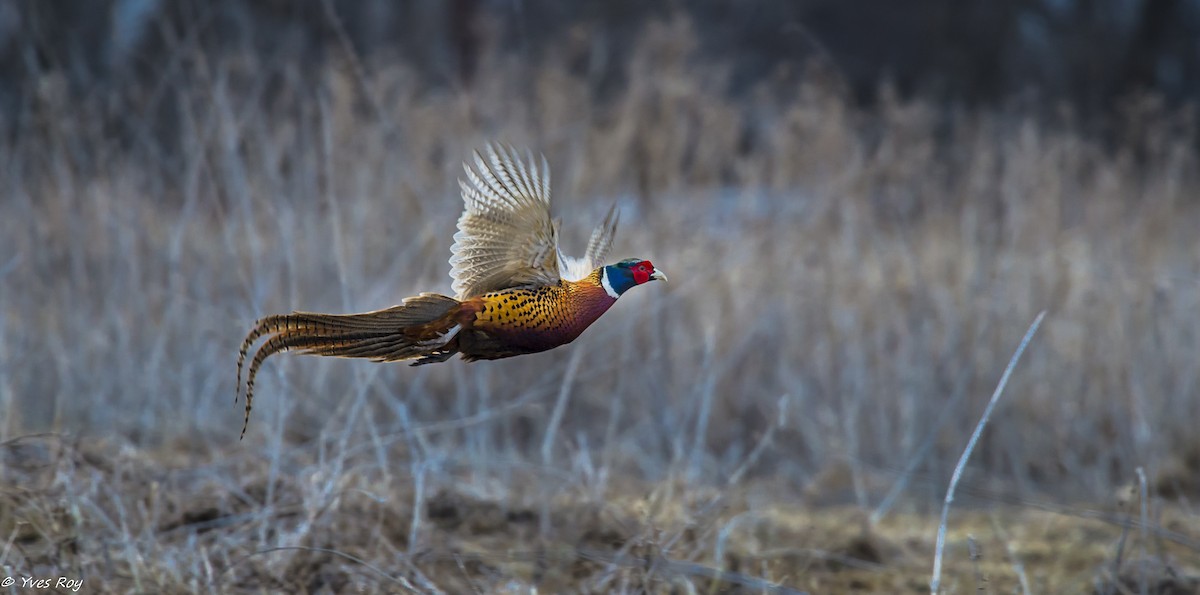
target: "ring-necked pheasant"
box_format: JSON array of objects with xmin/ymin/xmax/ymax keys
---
[{"xmin": 235, "ymin": 144, "xmax": 666, "ymax": 438}]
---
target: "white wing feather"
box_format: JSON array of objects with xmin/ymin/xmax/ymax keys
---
[
  {"xmin": 449, "ymin": 144, "xmax": 620, "ymax": 297},
  {"xmin": 558, "ymin": 202, "xmax": 619, "ymax": 281}
]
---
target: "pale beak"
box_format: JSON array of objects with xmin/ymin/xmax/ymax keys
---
[{"xmin": 650, "ymin": 269, "xmax": 668, "ymax": 283}]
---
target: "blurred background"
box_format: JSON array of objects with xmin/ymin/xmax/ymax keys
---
[
  {"xmin": 1, "ymin": 1, "xmax": 1198, "ymax": 592},
  {"xmin": 5, "ymin": 0, "xmax": 1200, "ymax": 115}
]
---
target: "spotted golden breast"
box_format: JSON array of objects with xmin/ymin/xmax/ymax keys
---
[{"xmin": 469, "ymin": 271, "xmax": 618, "ymax": 353}]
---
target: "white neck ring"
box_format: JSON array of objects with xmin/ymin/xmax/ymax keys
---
[{"xmin": 600, "ymin": 268, "xmax": 620, "ymax": 299}]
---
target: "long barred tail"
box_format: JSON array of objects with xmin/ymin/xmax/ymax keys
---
[{"xmin": 235, "ymin": 293, "xmax": 460, "ymax": 439}]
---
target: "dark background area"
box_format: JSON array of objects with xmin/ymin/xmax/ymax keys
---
[{"xmin": 3, "ymin": 0, "xmax": 1198, "ymax": 120}]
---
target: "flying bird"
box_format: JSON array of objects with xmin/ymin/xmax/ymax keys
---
[{"xmin": 235, "ymin": 144, "xmax": 666, "ymax": 438}]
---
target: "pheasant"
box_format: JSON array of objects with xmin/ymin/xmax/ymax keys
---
[{"xmin": 235, "ymin": 144, "xmax": 666, "ymax": 437}]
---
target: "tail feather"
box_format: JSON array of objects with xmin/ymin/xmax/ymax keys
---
[{"xmin": 236, "ymin": 293, "xmax": 460, "ymax": 439}]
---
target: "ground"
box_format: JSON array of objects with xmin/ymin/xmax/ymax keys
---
[{"xmin": 3, "ymin": 434, "xmax": 1197, "ymax": 594}]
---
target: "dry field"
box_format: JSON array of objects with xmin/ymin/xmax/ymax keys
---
[{"xmin": 2, "ymin": 20, "xmax": 1198, "ymax": 594}]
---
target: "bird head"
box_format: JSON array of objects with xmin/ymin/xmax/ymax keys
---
[{"xmin": 600, "ymin": 258, "xmax": 667, "ymax": 298}]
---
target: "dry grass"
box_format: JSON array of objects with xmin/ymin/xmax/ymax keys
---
[
  {"xmin": 3, "ymin": 434, "xmax": 1197, "ymax": 593},
  {"xmin": 1, "ymin": 18, "xmax": 1198, "ymax": 594}
]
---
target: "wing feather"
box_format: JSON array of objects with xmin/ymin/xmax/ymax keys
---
[
  {"xmin": 585, "ymin": 202, "xmax": 619, "ymax": 269},
  {"xmin": 450, "ymin": 144, "xmax": 561, "ymax": 298},
  {"xmin": 449, "ymin": 145, "xmax": 622, "ymax": 293},
  {"xmin": 558, "ymin": 203, "xmax": 619, "ymax": 282}
]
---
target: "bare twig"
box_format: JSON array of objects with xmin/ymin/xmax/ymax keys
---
[{"xmin": 930, "ymin": 311, "xmax": 1046, "ymax": 595}]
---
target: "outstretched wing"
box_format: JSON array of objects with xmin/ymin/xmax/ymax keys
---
[
  {"xmin": 558, "ymin": 202, "xmax": 619, "ymax": 281},
  {"xmin": 450, "ymin": 144, "xmax": 561, "ymax": 299}
]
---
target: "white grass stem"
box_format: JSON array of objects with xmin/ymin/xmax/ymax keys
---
[
  {"xmin": 408, "ymin": 460, "xmax": 428, "ymax": 558},
  {"xmin": 930, "ymin": 310, "xmax": 1046, "ymax": 595}
]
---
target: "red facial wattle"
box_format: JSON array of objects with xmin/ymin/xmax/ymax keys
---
[{"xmin": 632, "ymin": 261, "xmax": 653, "ymax": 284}]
